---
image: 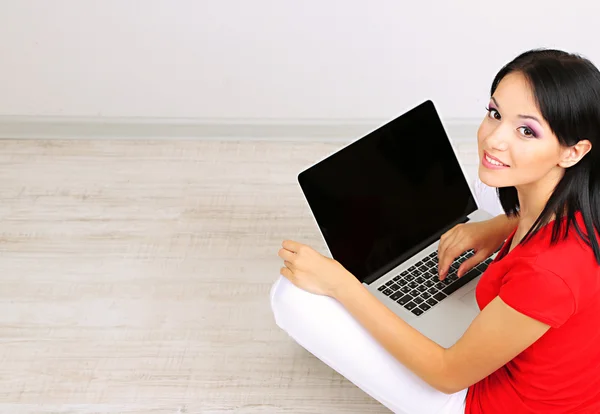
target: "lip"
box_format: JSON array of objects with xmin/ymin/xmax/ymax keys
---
[{"xmin": 483, "ymin": 150, "xmax": 510, "ymax": 169}]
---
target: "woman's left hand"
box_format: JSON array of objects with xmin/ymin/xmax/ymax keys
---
[{"xmin": 278, "ymin": 239, "xmax": 356, "ymax": 298}]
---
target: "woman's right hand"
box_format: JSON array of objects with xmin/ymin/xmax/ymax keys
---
[{"xmin": 437, "ymin": 215, "xmax": 518, "ymax": 280}]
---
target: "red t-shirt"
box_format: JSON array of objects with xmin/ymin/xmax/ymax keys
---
[{"xmin": 466, "ymin": 211, "xmax": 600, "ymax": 413}]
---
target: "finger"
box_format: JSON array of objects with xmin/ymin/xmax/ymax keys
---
[
  {"xmin": 278, "ymin": 247, "xmax": 296, "ymax": 262},
  {"xmin": 284, "ymin": 260, "xmax": 293, "ymax": 269},
  {"xmin": 441, "ymin": 246, "xmax": 467, "ymax": 279},
  {"xmin": 282, "ymin": 240, "xmax": 302, "ymax": 253},
  {"xmin": 457, "ymin": 251, "xmax": 488, "ymax": 277},
  {"xmin": 438, "ymin": 234, "xmax": 461, "ymax": 277},
  {"xmin": 280, "ymin": 266, "xmax": 293, "ymax": 278},
  {"xmin": 437, "ymin": 230, "xmax": 458, "ymax": 272}
]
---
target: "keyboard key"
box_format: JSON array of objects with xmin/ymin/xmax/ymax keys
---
[
  {"xmin": 398, "ymin": 278, "xmax": 409, "ymax": 286},
  {"xmin": 408, "ymin": 266, "xmax": 417, "ymax": 272},
  {"xmin": 404, "ymin": 301, "xmax": 417, "ymax": 311},
  {"xmin": 390, "ymin": 291, "xmax": 404, "ymax": 301},
  {"xmin": 433, "ymin": 292, "xmax": 446, "ymax": 301},
  {"xmin": 408, "ymin": 281, "xmax": 418, "ymax": 289},
  {"xmin": 415, "ymin": 276, "xmax": 425, "ymax": 284},
  {"xmin": 383, "ymin": 289, "xmax": 393, "ymax": 296},
  {"xmin": 435, "ymin": 282, "xmax": 445, "ymax": 289},
  {"xmin": 411, "ymin": 307, "xmax": 424, "ymax": 316},
  {"xmin": 377, "ymin": 285, "xmax": 386, "ymax": 291},
  {"xmin": 424, "ymin": 280, "xmax": 434, "ymax": 287},
  {"xmin": 417, "ymin": 285, "xmax": 427, "ymax": 292},
  {"xmin": 390, "ymin": 283, "xmax": 400, "ymax": 291},
  {"xmin": 421, "ymin": 292, "xmax": 431, "ymax": 299},
  {"xmin": 393, "ymin": 276, "xmax": 401, "ymax": 282},
  {"xmin": 426, "ymin": 298, "xmax": 437, "ymax": 307},
  {"xmin": 475, "ymin": 263, "xmax": 488, "ymax": 272},
  {"xmin": 413, "ymin": 269, "xmax": 422, "ymax": 277},
  {"xmin": 405, "ymin": 275, "xmax": 415, "ymax": 282},
  {"xmin": 408, "ymin": 290, "xmax": 420, "ymax": 297},
  {"xmin": 401, "ymin": 286, "xmax": 411, "ymax": 293},
  {"xmin": 401, "ymin": 270, "xmax": 410, "ymax": 277},
  {"xmin": 385, "ymin": 280, "xmax": 395, "ymax": 287},
  {"xmin": 432, "ymin": 257, "xmax": 438, "ymax": 263},
  {"xmin": 419, "ymin": 303, "xmax": 431, "ymax": 312},
  {"xmin": 427, "ymin": 287, "xmax": 438, "ymax": 295},
  {"xmin": 442, "ymin": 268, "xmax": 482, "ymax": 296},
  {"xmin": 396, "ymin": 295, "xmax": 413, "ymax": 305},
  {"xmin": 429, "ymin": 251, "xmax": 437, "ymax": 258},
  {"xmin": 418, "ymin": 265, "xmax": 428, "ymax": 272},
  {"xmin": 413, "ymin": 296, "xmax": 424, "ymax": 304},
  {"xmin": 415, "ymin": 260, "xmax": 423, "ymax": 267}
]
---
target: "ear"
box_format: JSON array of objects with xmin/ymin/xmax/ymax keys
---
[{"xmin": 558, "ymin": 139, "xmax": 592, "ymax": 168}]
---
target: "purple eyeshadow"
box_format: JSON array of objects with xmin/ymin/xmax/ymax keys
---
[{"xmin": 525, "ymin": 123, "xmax": 542, "ymax": 137}]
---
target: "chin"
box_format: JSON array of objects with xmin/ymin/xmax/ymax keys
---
[{"xmin": 478, "ymin": 168, "xmax": 507, "ymax": 188}]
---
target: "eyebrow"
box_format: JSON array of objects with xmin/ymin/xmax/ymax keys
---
[{"xmin": 490, "ymin": 96, "xmax": 542, "ymax": 124}]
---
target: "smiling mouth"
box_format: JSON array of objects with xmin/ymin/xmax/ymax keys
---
[{"xmin": 484, "ymin": 152, "xmax": 509, "ymax": 167}]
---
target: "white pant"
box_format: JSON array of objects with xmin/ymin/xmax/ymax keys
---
[
  {"xmin": 270, "ymin": 276, "xmax": 467, "ymax": 414},
  {"xmin": 270, "ymin": 179, "xmax": 502, "ymax": 413}
]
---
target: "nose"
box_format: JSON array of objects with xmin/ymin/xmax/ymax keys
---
[{"xmin": 483, "ymin": 123, "xmax": 510, "ymax": 152}]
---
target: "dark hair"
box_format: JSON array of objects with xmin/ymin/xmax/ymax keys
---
[{"xmin": 491, "ymin": 48, "xmax": 600, "ymax": 264}]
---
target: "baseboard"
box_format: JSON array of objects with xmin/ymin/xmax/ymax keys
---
[{"xmin": 0, "ymin": 115, "xmax": 481, "ymax": 142}]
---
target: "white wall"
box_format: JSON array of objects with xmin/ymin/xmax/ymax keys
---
[{"xmin": 1, "ymin": 0, "xmax": 599, "ymax": 121}]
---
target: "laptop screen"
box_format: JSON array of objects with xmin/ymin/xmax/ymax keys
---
[{"xmin": 298, "ymin": 100, "xmax": 478, "ymax": 284}]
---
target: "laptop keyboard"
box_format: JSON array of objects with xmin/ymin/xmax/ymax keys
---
[{"xmin": 376, "ymin": 249, "xmax": 497, "ymax": 316}]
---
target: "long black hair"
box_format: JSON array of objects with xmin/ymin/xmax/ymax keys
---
[{"xmin": 491, "ymin": 49, "xmax": 600, "ymax": 264}]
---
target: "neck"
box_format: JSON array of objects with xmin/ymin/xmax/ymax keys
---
[{"xmin": 515, "ymin": 166, "xmax": 564, "ymax": 229}]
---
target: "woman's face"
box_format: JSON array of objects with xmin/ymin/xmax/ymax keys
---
[{"xmin": 477, "ymin": 71, "xmax": 566, "ymax": 189}]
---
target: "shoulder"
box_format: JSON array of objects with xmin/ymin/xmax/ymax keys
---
[
  {"xmin": 533, "ymin": 212, "xmax": 599, "ymax": 280},
  {"xmin": 528, "ymin": 213, "xmax": 600, "ymax": 311},
  {"xmin": 498, "ymin": 259, "xmax": 576, "ymax": 327}
]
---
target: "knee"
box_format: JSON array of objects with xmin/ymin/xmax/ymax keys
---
[
  {"xmin": 270, "ymin": 275, "xmax": 296, "ymax": 331},
  {"xmin": 269, "ymin": 275, "xmax": 283, "ymax": 323},
  {"xmin": 270, "ymin": 275, "xmax": 331, "ymax": 334}
]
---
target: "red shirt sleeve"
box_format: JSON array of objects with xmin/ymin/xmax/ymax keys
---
[{"xmin": 498, "ymin": 261, "xmax": 576, "ymax": 328}]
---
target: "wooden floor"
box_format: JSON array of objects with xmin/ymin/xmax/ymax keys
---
[{"xmin": 0, "ymin": 139, "xmax": 478, "ymax": 414}]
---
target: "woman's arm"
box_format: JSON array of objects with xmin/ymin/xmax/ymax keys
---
[{"xmin": 335, "ymin": 277, "xmax": 550, "ymax": 394}]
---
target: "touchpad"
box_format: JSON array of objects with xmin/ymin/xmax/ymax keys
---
[{"xmin": 459, "ymin": 288, "xmax": 478, "ymax": 309}]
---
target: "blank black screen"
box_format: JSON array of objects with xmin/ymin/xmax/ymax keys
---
[{"xmin": 298, "ymin": 100, "xmax": 477, "ymax": 284}]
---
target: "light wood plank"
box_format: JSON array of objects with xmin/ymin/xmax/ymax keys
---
[{"xmin": 0, "ymin": 139, "xmax": 477, "ymax": 413}]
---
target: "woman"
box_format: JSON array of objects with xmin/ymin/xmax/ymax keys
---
[{"xmin": 271, "ymin": 49, "xmax": 600, "ymax": 413}]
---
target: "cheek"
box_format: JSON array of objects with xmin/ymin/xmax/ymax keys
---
[
  {"xmin": 511, "ymin": 144, "xmax": 557, "ymax": 174},
  {"xmin": 476, "ymin": 120, "xmax": 489, "ymax": 146}
]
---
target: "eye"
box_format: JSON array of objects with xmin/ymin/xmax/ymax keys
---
[
  {"xmin": 517, "ymin": 126, "xmax": 536, "ymax": 138},
  {"xmin": 485, "ymin": 106, "xmax": 501, "ymax": 120}
]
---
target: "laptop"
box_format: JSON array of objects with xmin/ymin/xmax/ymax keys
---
[{"xmin": 297, "ymin": 100, "xmax": 500, "ymax": 348}]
